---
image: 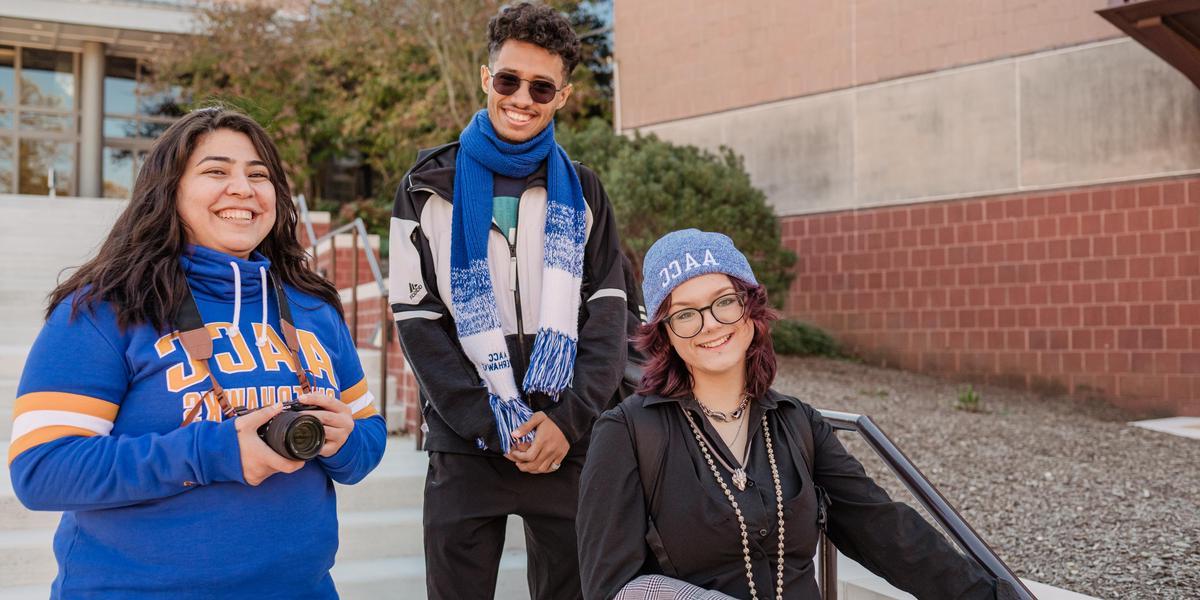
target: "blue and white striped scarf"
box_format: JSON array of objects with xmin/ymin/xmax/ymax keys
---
[{"xmin": 451, "ymin": 110, "xmax": 585, "ymax": 453}]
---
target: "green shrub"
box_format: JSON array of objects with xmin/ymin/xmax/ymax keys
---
[
  {"xmin": 559, "ymin": 118, "xmax": 796, "ymax": 306},
  {"xmin": 771, "ymin": 319, "xmax": 839, "ymax": 357}
]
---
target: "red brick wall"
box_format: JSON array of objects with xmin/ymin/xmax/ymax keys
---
[
  {"xmin": 782, "ymin": 177, "xmax": 1200, "ymax": 416},
  {"xmin": 315, "ymin": 242, "xmax": 378, "ymax": 291}
]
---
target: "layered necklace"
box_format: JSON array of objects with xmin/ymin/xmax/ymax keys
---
[{"xmin": 682, "ymin": 405, "xmax": 785, "ymax": 600}]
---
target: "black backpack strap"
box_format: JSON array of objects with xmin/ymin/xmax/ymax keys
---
[
  {"xmin": 619, "ymin": 399, "xmax": 679, "ymax": 576},
  {"xmin": 619, "ymin": 400, "xmax": 667, "ymax": 517},
  {"xmin": 773, "ymin": 391, "xmax": 830, "ymax": 531}
]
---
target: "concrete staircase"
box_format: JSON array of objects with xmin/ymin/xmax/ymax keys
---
[{"xmin": 0, "ymin": 196, "xmax": 128, "ymax": 441}]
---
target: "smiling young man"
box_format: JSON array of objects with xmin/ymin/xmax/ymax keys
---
[{"xmin": 387, "ymin": 3, "xmax": 628, "ymax": 598}]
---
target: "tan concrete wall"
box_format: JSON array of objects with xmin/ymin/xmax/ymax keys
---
[
  {"xmin": 855, "ymin": 61, "xmax": 1018, "ymax": 203},
  {"xmin": 615, "ymin": 0, "xmax": 1119, "ymax": 129},
  {"xmin": 639, "ymin": 39, "xmax": 1200, "ymax": 217},
  {"xmin": 1020, "ymin": 40, "xmax": 1200, "ymax": 187}
]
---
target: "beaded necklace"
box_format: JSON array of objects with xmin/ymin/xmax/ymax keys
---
[{"xmin": 682, "ymin": 407, "xmax": 785, "ymax": 600}]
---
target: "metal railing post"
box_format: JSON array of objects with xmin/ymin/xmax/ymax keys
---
[
  {"xmin": 819, "ymin": 532, "xmax": 837, "ymax": 600},
  {"xmin": 379, "ymin": 294, "xmax": 389, "ymax": 431},
  {"xmin": 350, "ymin": 226, "xmax": 359, "ymax": 346},
  {"xmin": 330, "ymin": 233, "xmax": 339, "ymax": 289}
]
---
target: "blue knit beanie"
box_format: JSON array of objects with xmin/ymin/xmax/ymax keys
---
[{"xmin": 641, "ymin": 228, "xmax": 758, "ymax": 320}]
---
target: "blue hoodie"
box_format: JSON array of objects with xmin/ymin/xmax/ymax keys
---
[{"xmin": 8, "ymin": 245, "xmax": 387, "ymax": 599}]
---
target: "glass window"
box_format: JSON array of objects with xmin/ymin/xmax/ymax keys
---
[
  {"xmin": 0, "ymin": 46, "xmax": 14, "ymax": 106},
  {"xmin": 0, "ymin": 137, "xmax": 14, "ymax": 193},
  {"xmin": 20, "ymin": 49, "xmax": 74, "ymax": 110},
  {"xmin": 136, "ymin": 120, "xmax": 172, "ymax": 138},
  {"xmin": 19, "ymin": 138, "xmax": 73, "ymax": 195},
  {"xmin": 103, "ymin": 146, "xmax": 134, "ymax": 198},
  {"xmin": 104, "ymin": 56, "xmax": 137, "ymax": 116},
  {"xmin": 104, "ymin": 117, "xmax": 140, "ymax": 139},
  {"xmin": 20, "ymin": 112, "xmax": 74, "ymax": 133},
  {"xmin": 137, "ymin": 63, "xmax": 183, "ymax": 118}
]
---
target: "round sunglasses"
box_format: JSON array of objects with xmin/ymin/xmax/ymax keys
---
[{"xmin": 488, "ymin": 70, "xmax": 567, "ymax": 105}]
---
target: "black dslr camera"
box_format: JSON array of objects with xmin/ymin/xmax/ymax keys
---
[{"xmin": 243, "ymin": 402, "xmax": 326, "ymax": 461}]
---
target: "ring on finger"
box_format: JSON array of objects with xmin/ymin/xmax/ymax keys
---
[{"xmin": 550, "ymin": 462, "xmax": 561, "ymax": 471}]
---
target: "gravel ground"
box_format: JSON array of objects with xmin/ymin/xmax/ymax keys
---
[{"xmin": 772, "ymin": 356, "xmax": 1200, "ymax": 600}]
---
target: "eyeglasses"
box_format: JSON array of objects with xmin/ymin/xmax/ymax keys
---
[
  {"xmin": 662, "ymin": 293, "xmax": 747, "ymax": 339},
  {"xmin": 488, "ymin": 69, "xmax": 566, "ymax": 104}
]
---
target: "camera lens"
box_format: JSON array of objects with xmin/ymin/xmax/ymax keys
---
[
  {"xmin": 259, "ymin": 409, "xmax": 325, "ymax": 461},
  {"xmin": 285, "ymin": 416, "xmax": 324, "ymax": 460}
]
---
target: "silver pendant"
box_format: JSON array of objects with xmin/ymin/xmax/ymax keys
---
[{"xmin": 732, "ymin": 469, "xmax": 747, "ymax": 491}]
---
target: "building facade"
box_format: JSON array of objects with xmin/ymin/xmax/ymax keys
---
[
  {"xmin": 0, "ymin": 1, "xmax": 196, "ymax": 199},
  {"xmin": 615, "ymin": 0, "xmax": 1200, "ymax": 415}
]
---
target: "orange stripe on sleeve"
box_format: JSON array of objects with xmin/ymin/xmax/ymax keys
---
[
  {"xmin": 12, "ymin": 392, "xmax": 120, "ymax": 421},
  {"xmin": 8, "ymin": 426, "xmax": 100, "ymax": 464},
  {"xmin": 351, "ymin": 405, "xmax": 379, "ymax": 419},
  {"xmin": 340, "ymin": 379, "xmax": 369, "ymax": 404}
]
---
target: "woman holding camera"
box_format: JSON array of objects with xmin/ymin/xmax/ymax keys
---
[
  {"xmin": 7, "ymin": 107, "xmax": 386, "ymax": 599},
  {"xmin": 577, "ymin": 229, "xmax": 1017, "ymax": 600}
]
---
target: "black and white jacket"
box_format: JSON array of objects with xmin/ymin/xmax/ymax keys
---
[{"xmin": 389, "ymin": 142, "xmax": 629, "ymax": 456}]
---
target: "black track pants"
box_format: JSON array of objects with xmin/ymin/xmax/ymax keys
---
[{"xmin": 423, "ymin": 451, "xmax": 585, "ymax": 600}]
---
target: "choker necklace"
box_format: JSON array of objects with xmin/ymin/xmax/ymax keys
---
[
  {"xmin": 682, "ymin": 408, "xmax": 785, "ymax": 599},
  {"xmin": 697, "ymin": 393, "xmax": 751, "ymax": 422},
  {"xmin": 709, "ymin": 415, "xmax": 752, "ymax": 489}
]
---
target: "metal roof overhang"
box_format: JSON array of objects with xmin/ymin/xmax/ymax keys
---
[
  {"xmin": 0, "ymin": 0, "xmax": 199, "ymax": 57},
  {"xmin": 1099, "ymin": 0, "xmax": 1200, "ymax": 87}
]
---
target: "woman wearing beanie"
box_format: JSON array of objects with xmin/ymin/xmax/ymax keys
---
[
  {"xmin": 577, "ymin": 229, "xmax": 1017, "ymax": 600},
  {"xmin": 8, "ymin": 107, "xmax": 386, "ymax": 598}
]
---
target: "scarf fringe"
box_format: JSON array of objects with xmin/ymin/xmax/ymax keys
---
[
  {"xmin": 523, "ymin": 328, "xmax": 578, "ymax": 395},
  {"xmin": 490, "ymin": 394, "xmax": 536, "ymax": 454}
]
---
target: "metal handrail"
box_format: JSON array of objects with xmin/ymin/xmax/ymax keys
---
[
  {"xmin": 314, "ymin": 219, "xmax": 387, "ymax": 296},
  {"xmin": 296, "ymin": 193, "xmax": 319, "ymax": 257},
  {"xmin": 817, "ymin": 409, "xmax": 1036, "ymax": 600},
  {"xmin": 295, "ymin": 194, "xmax": 392, "ymax": 430}
]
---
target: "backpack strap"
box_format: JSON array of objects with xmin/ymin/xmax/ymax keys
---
[
  {"xmin": 619, "ymin": 398, "xmax": 681, "ymax": 576},
  {"xmin": 772, "ymin": 391, "xmax": 829, "ymax": 531},
  {"xmin": 619, "ymin": 399, "xmax": 668, "ymax": 517}
]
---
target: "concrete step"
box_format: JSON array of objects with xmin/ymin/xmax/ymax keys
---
[
  {"xmin": 336, "ymin": 510, "xmax": 526, "ymax": 562},
  {"xmin": 0, "ymin": 325, "xmax": 41, "ymax": 351},
  {"xmin": 0, "ymin": 289, "xmax": 52, "ymax": 306},
  {"xmin": 1, "ymin": 380, "xmax": 16, "ymax": 440},
  {"xmin": 333, "ymin": 445, "xmax": 424, "ymax": 513},
  {"xmin": 0, "ymin": 527, "xmax": 56, "ymax": 587},
  {"xmin": 332, "ymin": 550, "xmax": 531, "ymax": 600},
  {"xmin": 0, "ymin": 508, "xmax": 526, "ymax": 588},
  {"xmin": 0, "ymin": 346, "xmax": 29, "ymax": 383},
  {"xmin": 0, "ymin": 584, "xmax": 47, "ymax": 600},
  {"xmin": 0, "ymin": 196, "xmax": 127, "ymax": 222}
]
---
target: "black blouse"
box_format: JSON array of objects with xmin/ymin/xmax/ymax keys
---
[{"xmin": 577, "ymin": 390, "xmax": 1011, "ymax": 600}]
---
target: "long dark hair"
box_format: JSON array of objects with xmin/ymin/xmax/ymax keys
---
[
  {"xmin": 47, "ymin": 106, "xmax": 342, "ymax": 331},
  {"xmin": 635, "ymin": 277, "xmax": 779, "ymax": 400}
]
